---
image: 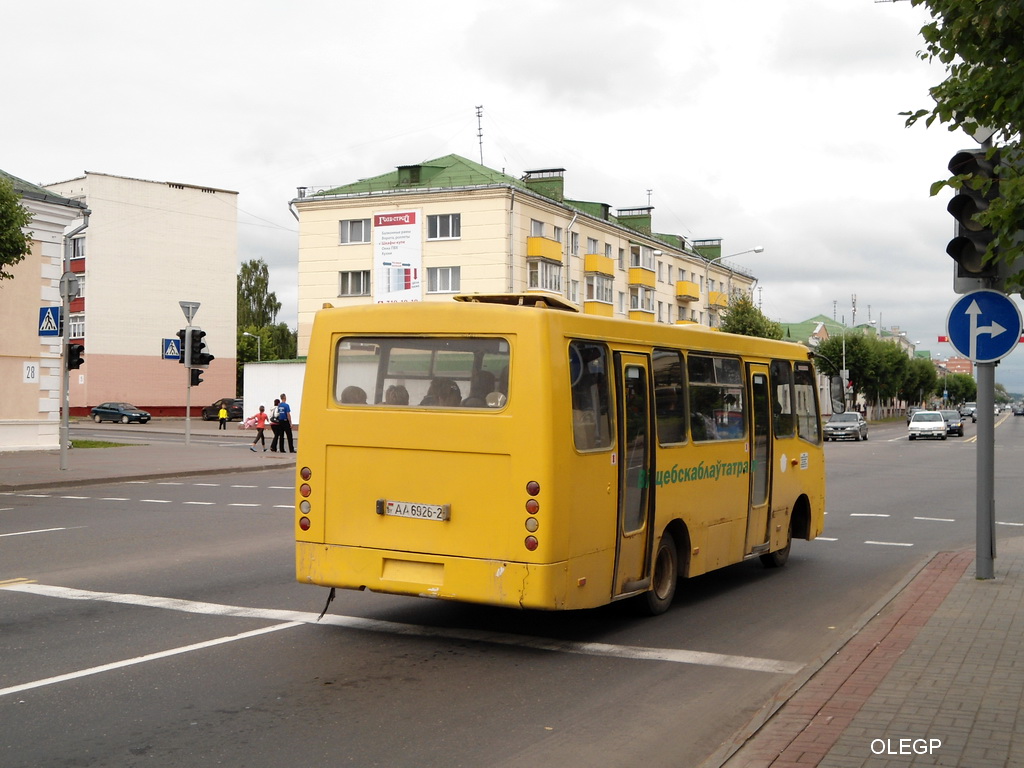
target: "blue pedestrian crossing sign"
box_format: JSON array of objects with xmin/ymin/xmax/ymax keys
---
[
  {"xmin": 162, "ymin": 337, "xmax": 182, "ymax": 361},
  {"xmin": 38, "ymin": 306, "xmax": 61, "ymax": 336},
  {"xmin": 946, "ymin": 289, "xmax": 1023, "ymax": 363}
]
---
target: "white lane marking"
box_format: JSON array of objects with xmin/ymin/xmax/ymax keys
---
[
  {"xmin": 0, "ymin": 527, "xmax": 67, "ymax": 538},
  {"xmin": 850, "ymin": 513, "xmax": 890, "ymax": 518},
  {"xmin": 269, "ymin": 486, "xmax": 294, "ymax": 490},
  {"xmin": 273, "ymin": 505, "xmax": 293, "ymax": 509},
  {"xmin": 865, "ymin": 540, "xmax": 914, "ymax": 547},
  {"xmin": 183, "ymin": 501, "xmax": 215, "ymax": 506},
  {"xmin": 140, "ymin": 499, "xmax": 172, "ymax": 504},
  {"xmin": 99, "ymin": 497, "xmax": 129, "ymax": 501},
  {"xmin": 231, "ymin": 485, "xmax": 257, "ymax": 489},
  {"xmin": 157, "ymin": 482, "xmax": 183, "ymax": 486},
  {"xmin": 997, "ymin": 521, "xmax": 1024, "ymax": 527},
  {"xmin": 193, "ymin": 483, "xmax": 220, "ymax": 487},
  {"xmin": 60, "ymin": 496, "xmax": 90, "ymax": 500},
  {"xmin": 228, "ymin": 503, "xmax": 261, "ymax": 508},
  {"xmin": 0, "ymin": 622, "xmax": 302, "ymax": 698},
  {"xmin": 0, "ymin": 583, "xmax": 803, "ymax": 677},
  {"xmin": 915, "ymin": 516, "xmax": 955, "ymax": 522},
  {"xmin": 18, "ymin": 494, "xmax": 51, "ymax": 498},
  {"xmin": 815, "ymin": 537, "xmax": 839, "ymax": 542}
]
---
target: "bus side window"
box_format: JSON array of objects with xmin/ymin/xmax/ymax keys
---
[
  {"xmin": 653, "ymin": 348, "xmax": 686, "ymax": 445},
  {"xmin": 770, "ymin": 360, "xmax": 796, "ymax": 438},
  {"xmin": 794, "ymin": 362, "xmax": 821, "ymax": 444},
  {"xmin": 688, "ymin": 354, "xmax": 744, "ymax": 442},
  {"xmin": 570, "ymin": 341, "xmax": 613, "ymax": 450}
]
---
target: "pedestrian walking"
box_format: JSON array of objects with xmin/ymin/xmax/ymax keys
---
[
  {"xmin": 218, "ymin": 404, "xmax": 228, "ymax": 430},
  {"xmin": 250, "ymin": 405, "xmax": 269, "ymax": 452},
  {"xmin": 269, "ymin": 398, "xmax": 284, "ymax": 452},
  {"xmin": 279, "ymin": 393, "xmax": 296, "ymax": 453}
]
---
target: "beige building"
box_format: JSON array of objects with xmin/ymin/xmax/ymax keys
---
[
  {"xmin": 43, "ymin": 172, "xmax": 238, "ymax": 413},
  {"xmin": 292, "ymin": 155, "xmax": 756, "ymax": 356},
  {"xmin": 0, "ymin": 171, "xmax": 88, "ymax": 450}
]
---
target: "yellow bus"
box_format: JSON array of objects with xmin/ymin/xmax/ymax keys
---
[{"xmin": 296, "ymin": 294, "xmax": 835, "ymax": 614}]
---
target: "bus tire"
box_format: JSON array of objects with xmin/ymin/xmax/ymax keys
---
[
  {"xmin": 641, "ymin": 532, "xmax": 678, "ymax": 616},
  {"xmin": 760, "ymin": 522, "xmax": 792, "ymax": 569}
]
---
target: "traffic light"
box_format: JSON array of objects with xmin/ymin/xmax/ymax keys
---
[
  {"xmin": 176, "ymin": 329, "xmax": 187, "ymax": 364},
  {"xmin": 67, "ymin": 343, "xmax": 85, "ymax": 370},
  {"xmin": 188, "ymin": 328, "xmax": 214, "ymax": 368},
  {"xmin": 190, "ymin": 368, "xmax": 204, "ymax": 386},
  {"xmin": 948, "ymin": 148, "xmax": 1000, "ymax": 292}
]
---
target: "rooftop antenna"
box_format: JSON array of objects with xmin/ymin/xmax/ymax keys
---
[
  {"xmin": 646, "ymin": 189, "xmax": 653, "ymax": 206},
  {"xmin": 476, "ymin": 105, "xmax": 484, "ymax": 165}
]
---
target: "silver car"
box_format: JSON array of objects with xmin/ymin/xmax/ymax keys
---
[
  {"xmin": 824, "ymin": 412, "xmax": 869, "ymax": 441},
  {"xmin": 908, "ymin": 410, "xmax": 947, "ymax": 440}
]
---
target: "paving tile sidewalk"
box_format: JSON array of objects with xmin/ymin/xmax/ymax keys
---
[{"xmin": 722, "ymin": 539, "xmax": 1024, "ymax": 767}]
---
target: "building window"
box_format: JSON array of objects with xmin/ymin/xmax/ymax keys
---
[
  {"xmin": 69, "ymin": 313, "xmax": 85, "ymax": 338},
  {"xmin": 531, "ymin": 219, "xmax": 545, "ymax": 237},
  {"xmin": 605, "ymin": 243, "xmax": 613, "ymax": 259},
  {"xmin": 340, "ymin": 219, "xmax": 371, "ymax": 244},
  {"xmin": 570, "ymin": 231, "xmax": 580, "ymax": 257},
  {"xmin": 339, "ymin": 270, "xmax": 371, "ymax": 296},
  {"xmin": 553, "ymin": 226, "xmax": 563, "ymax": 243},
  {"xmin": 618, "ymin": 291, "xmax": 626, "ymax": 314},
  {"xmin": 527, "ymin": 259, "xmax": 561, "ymax": 292},
  {"xmin": 630, "ymin": 244, "xmax": 654, "ymax": 270},
  {"xmin": 71, "ymin": 237, "xmax": 86, "ymax": 260},
  {"xmin": 427, "ymin": 266, "xmax": 461, "ymax": 293},
  {"xmin": 569, "ymin": 279, "xmax": 579, "ymax": 303},
  {"xmin": 618, "ymin": 248, "xmax": 626, "ymax": 270},
  {"xmin": 427, "ymin": 213, "xmax": 461, "ymax": 240},
  {"xmin": 585, "ymin": 274, "xmax": 613, "ymax": 304},
  {"xmin": 586, "ymin": 237, "xmax": 599, "ymax": 255},
  {"xmin": 629, "ymin": 285, "xmax": 654, "ymax": 312}
]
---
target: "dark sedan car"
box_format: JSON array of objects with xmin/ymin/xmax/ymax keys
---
[
  {"xmin": 940, "ymin": 409, "xmax": 964, "ymax": 436},
  {"xmin": 824, "ymin": 412, "xmax": 869, "ymax": 441},
  {"xmin": 90, "ymin": 402, "xmax": 151, "ymax": 424},
  {"xmin": 202, "ymin": 398, "xmax": 244, "ymax": 421}
]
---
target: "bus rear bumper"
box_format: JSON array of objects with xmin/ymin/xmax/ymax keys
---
[{"xmin": 296, "ymin": 541, "xmax": 603, "ymax": 610}]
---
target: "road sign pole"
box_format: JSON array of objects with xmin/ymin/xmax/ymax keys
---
[
  {"xmin": 185, "ymin": 324, "xmax": 193, "ymax": 447},
  {"xmin": 976, "ymin": 362, "xmax": 996, "ymax": 579}
]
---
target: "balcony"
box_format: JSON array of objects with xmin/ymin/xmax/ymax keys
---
[
  {"xmin": 526, "ymin": 236, "xmax": 562, "ymax": 260},
  {"xmin": 676, "ymin": 280, "xmax": 699, "ymax": 301},
  {"xmin": 628, "ymin": 267, "xmax": 655, "ymax": 287},
  {"xmin": 584, "ymin": 253, "xmax": 614, "ymax": 275},
  {"xmin": 583, "ymin": 301, "xmax": 614, "ymax": 318},
  {"xmin": 708, "ymin": 291, "xmax": 728, "ymax": 309}
]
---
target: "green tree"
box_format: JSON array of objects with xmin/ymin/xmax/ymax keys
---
[
  {"xmin": 904, "ymin": 0, "xmax": 1024, "ymax": 289},
  {"xmin": 237, "ymin": 258, "xmax": 282, "ymax": 327},
  {"xmin": 901, "ymin": 357, "xmax": 939, "ymax": 406},
  {"xmin": 719, "ymin": 294, "xmax": 783, "ymax": 339},
  {"xmin": 0, "ymin": 176, "xmax": 33, "ymax": 282},
  {"xmin": 940, "ymin": 372, "xmax": 977, "ymax": 404},
  {"xmin": 864, "ymin": 337, "xmax": 909, "ymax": 407},
  {"xmin": 813, "ymin": 333, "xmax": 875, "ymax": 402}
]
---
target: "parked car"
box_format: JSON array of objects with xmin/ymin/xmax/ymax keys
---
[
  {"xmin": 939, "ymin": 409, "xmax": 964, "ymax": 437},
  {"xmin": 824, "ymin": 412, "xmax": 869, "ymax": 441},
  {"xmin": 202, "ymin": 398, "xmax": 244, "ymax": 421},
  {"xmin": 906, "ymin": 406, "xmax": 922, "ymax": 425},
  {"xmin": 908, "ymin": 410, "xmax": 947, "ymax": 440},
  {"xmin": 90, "ymin": 402, "xmax": 151, "ymax": 424}
]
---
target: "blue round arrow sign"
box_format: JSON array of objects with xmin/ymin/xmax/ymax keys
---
[{"xmin": 946, "ymin": 289, "xmax": 1023, "ymax": 363}]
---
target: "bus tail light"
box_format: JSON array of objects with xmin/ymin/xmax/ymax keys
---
[
  {"xmin": 524, "ymin": 536, "xmax": 538, "ymax": 551},
  {"xmin": 299, "ymin": 517, "xmax": 311, "ymax": 531}
]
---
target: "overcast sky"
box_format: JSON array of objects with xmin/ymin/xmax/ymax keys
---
[{"xmin": 10, "ymin": 0, "xmax": 1024, "ymax": 392}]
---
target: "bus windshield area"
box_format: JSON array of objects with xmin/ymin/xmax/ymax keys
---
[{"xmin": 334, "ymin": 336, "xmax": 510, "ymax": 408}]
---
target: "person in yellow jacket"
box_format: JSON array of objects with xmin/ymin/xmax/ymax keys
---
[{"xmin": 218, "ymin": 405, "xmax": 228, "ymax": 430}]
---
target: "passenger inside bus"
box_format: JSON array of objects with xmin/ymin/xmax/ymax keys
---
[
  {"xmin": 462, "ymin": 370, "xmax": 496, "ymax": 407},
  {"xmin": 340, "ymin": 385, "xmax": 367, "ymax": 404},
  {"xmin": 420, "ymin": 377, "xmax": 462, "ymax": 407},
  {"xmin": 385, "ymin": 384, "xmax": 410, "ymax": 405}
]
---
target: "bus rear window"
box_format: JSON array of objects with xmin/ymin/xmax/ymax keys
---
[{"xmin": 334, "ymin": 336, "xmax": 510, "ymax": 408}]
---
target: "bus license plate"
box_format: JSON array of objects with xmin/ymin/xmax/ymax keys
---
[{"xmin": 383, "ymin": 500, "xmax": 450, "ymax": 521}]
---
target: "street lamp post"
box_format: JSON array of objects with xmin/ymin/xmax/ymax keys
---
[
  {"xmin": 703, "ymin": 246, "xmax": 764, "ymax": 326},
  {"xmin": 242, "ymin": 332, "xmax": 261, "ymax": 362}
]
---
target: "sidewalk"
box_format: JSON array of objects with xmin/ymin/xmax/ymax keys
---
[
  {"xmin": 0, "ymin": 418, "xmax": 295, "ymax": 492},
  {"xmin": 719, "ymin": 540, "xmax": 1024, "ymax": 767}
]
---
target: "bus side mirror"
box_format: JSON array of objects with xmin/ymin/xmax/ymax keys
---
[{"xmin": 829, "ymin": 376, "xmax": 846, "ymax": 414}]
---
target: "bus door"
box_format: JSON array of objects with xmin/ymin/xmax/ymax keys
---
[
  {"xmin": 613, "ymin": 353, "xmax": 654, "ymax": 597},
  {"xmin": 745, "ymin": 364, "xmax": 772, "ymax": 554}
]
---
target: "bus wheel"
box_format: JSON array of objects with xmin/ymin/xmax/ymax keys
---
[
  {"xmin": 760, "ymin": 522, "xmax": 792, "ymax": 569},
  {"xmin": 642, "ymin": 532, "xmax": 678, "ymax": 616}
]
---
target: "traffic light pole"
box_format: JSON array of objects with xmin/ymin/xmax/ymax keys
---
[
  {"xmin": 185, "ymin": 324, "xmax": 193, "ymax": 447},
  {"xmin": 976, "ymin": 361, "xmax": 996, "ymax": 579}
]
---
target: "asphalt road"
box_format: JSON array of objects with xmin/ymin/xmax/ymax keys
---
[{"xmin": 3, "ymin": 414, "xmax": 1023, "ymax": 767}]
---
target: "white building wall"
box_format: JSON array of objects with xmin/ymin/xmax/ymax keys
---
[{"xmin": 44, "ymin": 173, "xmax": 238, "ymax": 411}]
